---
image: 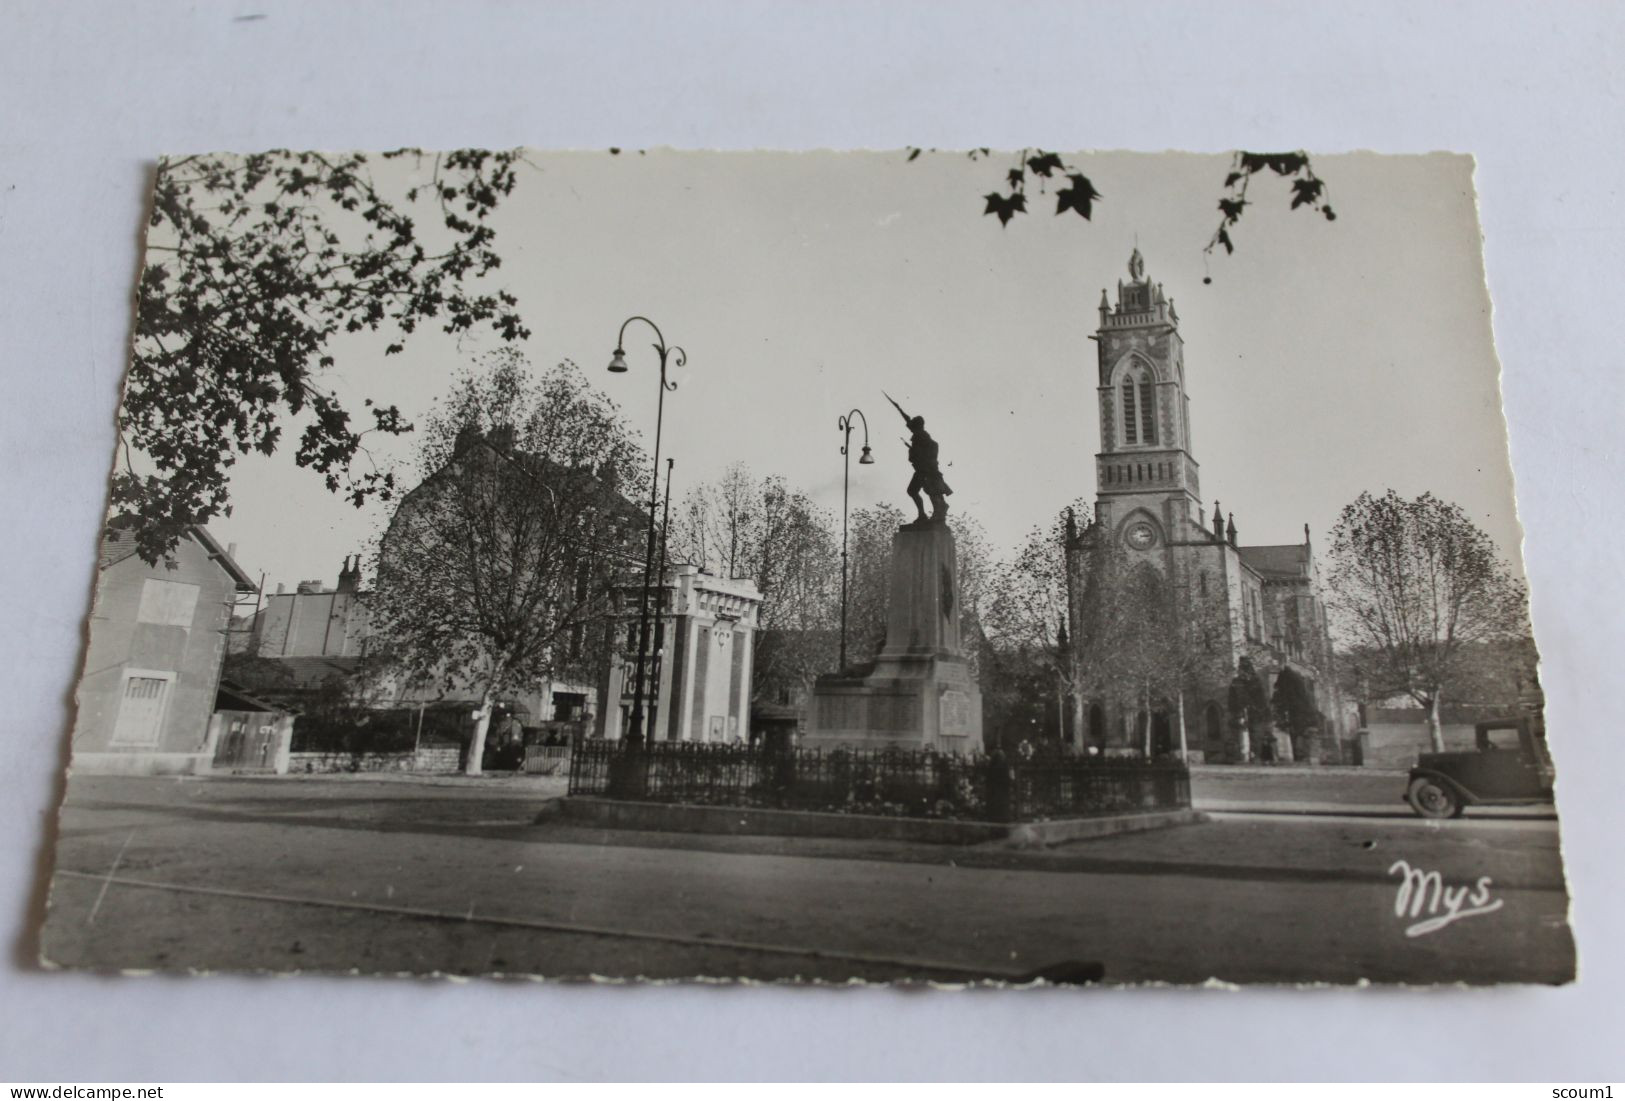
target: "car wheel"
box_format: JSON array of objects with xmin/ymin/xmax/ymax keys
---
[{"xmin": 1408, "ymin": 777, "xmax": 1459, "ymax": 820}]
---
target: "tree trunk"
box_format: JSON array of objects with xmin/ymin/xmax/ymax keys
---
[
  {"xmin": 1071, "ymin": 691, "xmax": 1087, "ymax": 753},
  {"xmin": 465, "ymin": 687, "xmax": 494, "ymax": 777},
  {"xmin": 1141, "ymin": 680, "xmax": 1151, "ymax": 758},
  {"xmin": 1176, "ymin": 689, "xmax": 1188, "ymax": 762},
  {"xmin": 1057, "ymin": 687, "xmax": 1066, "ymax": 744},
  {"xmin": 1426, "ymin": 691, "xmax": 1445, "ymax": 753}
]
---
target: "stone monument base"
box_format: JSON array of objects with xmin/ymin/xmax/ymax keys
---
[
  {"xmin": 803, "ymin": 521, "xmax": 984, "ymax": 753},
  {"xmin": 802, "ymin": 660, "xmax": 984, "ymax": 753}
]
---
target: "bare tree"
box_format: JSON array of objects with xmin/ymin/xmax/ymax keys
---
[
  {"xmin": 369, "ymin": 352, "xmax": 644, "ymax": 774},
  {"xmin": 1326, "ymin": 490, "xmax": 1530, "ymax": 752},
  {"xmin": 1056, "ymin": 528, "xmax": 1227, "ymax": 759},
  {"xmin": 1100, "ymin": 558, "xmax": 1180, "ymax": 756},
  {"xmin": 986, "ymin": 503, "xmax": 1091, "ymax": 743},
  {"xmin": 671, "ymin": 465, "xmax": 841, "ymax": 705}
]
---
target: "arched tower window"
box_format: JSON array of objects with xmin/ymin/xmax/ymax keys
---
[{"xmin": 1118, "ymin": 362, "xmax": 1157, "ymax": 447}]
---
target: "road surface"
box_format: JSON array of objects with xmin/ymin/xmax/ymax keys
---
[{"xmin": 39, "ymin": 773, "xmax": 1574, "ymax": 985}]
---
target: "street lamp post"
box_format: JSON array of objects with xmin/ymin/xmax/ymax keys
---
[
  {"xmin": 836, "ymin": 409, "xmax": 875, "ymax": 672},
  {"xmin": 607, "ymin": 316, "xmax": 686, "ymax": 748},
  {"xmin": 645, "ymin": 457, "xmax": 675, "ymax": 744}
]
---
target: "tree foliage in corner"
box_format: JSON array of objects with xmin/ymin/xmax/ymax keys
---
[
  {"xmin": 1325, "ymin": 490, "xmax": 1530, "ymax": 753},
  {"xmin": 117, "ymin": 149, "xmax": 529, "ymax": 564},
  {"xmin": 1205, "ymin": 150, "xmax": 1334, "ymax": 261},
  {"xmin": 951, "ymin": 148, "xmax": 1101, "ymax": 228},
  {"xmin": 908, "ymin": 146, "xmax": 1333, "ymax": 268}
]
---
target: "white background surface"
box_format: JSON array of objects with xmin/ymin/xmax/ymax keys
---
[{"xmin": 1, "ymin": 0, "xmax": 1620, "ymax": 1082}]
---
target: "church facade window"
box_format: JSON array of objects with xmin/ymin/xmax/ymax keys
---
[{"xmin": 1118, "ymin": 362, "xmax": 1157, "ymax": 447}]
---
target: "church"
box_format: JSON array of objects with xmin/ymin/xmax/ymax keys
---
[{"xmin": 1067, "ymin": 250, "xmax": 1347, "ymax": 763}]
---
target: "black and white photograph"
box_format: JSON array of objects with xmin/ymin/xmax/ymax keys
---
[{"xmin": 37, "ymin": 147, "xmax": 1572, "ymax": 986}]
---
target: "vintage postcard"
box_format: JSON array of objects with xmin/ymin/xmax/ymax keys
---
[{"xmin": 40, "ymin": 149, "xmax": 1571, "ymax": 984}]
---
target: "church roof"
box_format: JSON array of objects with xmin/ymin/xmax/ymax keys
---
[{"xmin": 1238, "ymin": 543, "xmax": 1310, "ymax": 578}]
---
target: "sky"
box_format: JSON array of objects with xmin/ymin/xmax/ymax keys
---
[{"xmin": 174, "ymin": 149, "xmax": 1520, "ymax": 592}]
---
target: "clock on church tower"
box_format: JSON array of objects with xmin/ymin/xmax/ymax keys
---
[{"xmin": 1092, "ymin": 249, "xmax": 1206, "ymax": 552}]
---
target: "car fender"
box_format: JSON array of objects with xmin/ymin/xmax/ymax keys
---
[{"xmin": 1407, "ymin": 768, "xmax": 1479, "ymax": 806}]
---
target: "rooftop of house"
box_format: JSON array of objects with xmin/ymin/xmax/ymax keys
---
[
  {"xmin": 408, "ymin": 428, "xmax": 647, "ymax": 528},
  {"xmin": 99, "ymin": 516, "xmax": 257, "ymax": 592}
]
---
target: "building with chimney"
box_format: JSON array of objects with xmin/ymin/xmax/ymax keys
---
[
  {"xmin": 1068, "ymin": 249, "xmax": 1346, "ymax": 762},
  {"xmin": 242, "ymin": 554, "xmax": 371, "ymax": 659},
  {"xmin": 231, "ymin": 426, "xmax": 643, "ymax": 741}
]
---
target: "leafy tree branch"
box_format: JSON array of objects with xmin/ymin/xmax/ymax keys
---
[{"xmin": 117, "ymin": 148, "xmax": 529, "ymax": 564}]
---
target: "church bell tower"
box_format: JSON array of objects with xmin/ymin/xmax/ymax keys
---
[{"xmin": 1092, "ymin": 249, "xmax": 1205, "ymax": 557}]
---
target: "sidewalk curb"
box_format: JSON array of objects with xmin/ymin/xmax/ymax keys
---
[{"xmin": 543, "ymin": 797, "xmax": 1205, "ymax": 846}]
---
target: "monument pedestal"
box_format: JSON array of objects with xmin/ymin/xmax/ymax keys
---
[{"xmin": 804, "ymin": 522, "xmax": 984, "ymax": 752}]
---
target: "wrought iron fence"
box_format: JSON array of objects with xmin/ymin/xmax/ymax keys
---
[{"xmin": 567, "ymin": 740, "xmax": 1189, "ymax": 822}]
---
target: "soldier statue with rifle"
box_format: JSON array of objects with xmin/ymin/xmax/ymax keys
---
[{"xmin": 884, "ymin": 391, "xmax": 952, "ymax": 525}]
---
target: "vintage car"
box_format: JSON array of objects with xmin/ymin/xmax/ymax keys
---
[{"xmin": 1405, "ymin": 717, "xmax": 1555, "ymax": 819}]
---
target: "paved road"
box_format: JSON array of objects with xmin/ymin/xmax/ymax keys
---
[{"xmin": 40, "ymin": 774, "xmax": 1575, "ymax": 986}]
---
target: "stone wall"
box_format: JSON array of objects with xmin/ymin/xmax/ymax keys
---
[{"xmin": 1360, "ymin": 718, "xmax": 1478, "ymax": 769}]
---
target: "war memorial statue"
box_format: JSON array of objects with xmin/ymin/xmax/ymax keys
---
[
  {"xmin": 803, "ymin": 393, "xmax": 984, "ymax": 751},
  {"xmin": 885, "ymin": 391, "xmax": 952, "ymax": 525}
]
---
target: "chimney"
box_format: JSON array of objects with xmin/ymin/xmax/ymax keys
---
[
  {"xmin": 275, "ymin": 582, "xmax": 286, "ymax": 596},
  {"xmin": 226, "ymin": 542, "xmax": 237, "ymax": 559},
  {"xmin": 487, "ymin": 423, "xmax": 516, "ymax": 452}
]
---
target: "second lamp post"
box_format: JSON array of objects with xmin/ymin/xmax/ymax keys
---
[{"xmin": 837, "ymin": 409, "xmax": 875, "ymax": 671}]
